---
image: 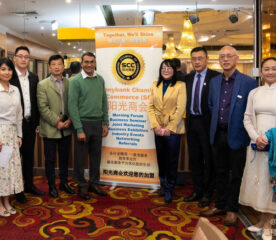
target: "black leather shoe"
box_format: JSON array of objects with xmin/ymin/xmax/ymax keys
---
[
  {"xmin": 158, "ymin": 192, "xmax": 165, "ymax": 197},
  {"xmin": 59, "ymin": 183, "xmax": 75, "ymax": 194},
  {"xmin": 49, "ymin": 186, "xmax": 58, "ymax": 198},
  {"xmin": 25, "ymin": 185, "xmax": 45, "ymax": 196},
  {"xmin": 78, "ymin": 186, "xmax": 90, "ymax": 200},
  {"xmin": 88, "ymin": 184, "xmax": 107, "ymax": 196},
  {"xmin": 184, "ymin": 193, "xmax": 202, "ymax": 202},
  {"xmin": 15, "ymin": 192, "xmax": 27, "ymax": 203},
  {"xmin": 198, "ymin": 197, "xmax": 211, "ymax": 208}
]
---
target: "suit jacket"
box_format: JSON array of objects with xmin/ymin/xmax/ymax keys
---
[
  {"xmin": 148, "ymin": 80, "xmax": 186, "ymax": 134},
  {"xmin": 37, "ymin": 76, "xmax": 72, "ymax": 138},
  {"xmin": 185, "ymin": 68, "xmax": 220, "ymax": 133},
  {"xmin": 10, "ymin": 71, "xmax": 40, "ymax": 129},
  {"xmin": 208, "ymin": 70, "xmax": 257, "ymax": 149}
]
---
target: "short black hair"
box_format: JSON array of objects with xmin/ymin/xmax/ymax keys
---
[
  {"xmin": 171, "ymin": 58, "xmax": 181, "ymax": 69},
  {"xmin": 81, "ymin": 52, "xmax": 95, "ymax": 62},
  {"xmin": 48, "ymin": 55, "xmax": 64, "ymax": 65},
  {"xmin": 15, "ymin": 46, "xmax": 30, "ymax": 55},
  {"xmin": 0, "ymin": 57, "xmax": 16, "ymax": 79},
  {"xmin": 156, "ymin": 59, "xmax": 177, "ymax": 87},
  {"xmin": 261, "ymin": 57, "xmax": 276, "ymax": 70},
  {"xmin": 70, "ymin": 61, "xmax": 81, "ymax": 74},
  {"xmin": 191, "ymin": 47, "xmax": 208, "ymax": 57}
]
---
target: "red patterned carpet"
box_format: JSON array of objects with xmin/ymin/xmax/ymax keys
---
[{"xmin": 0, "ymin": 177, "xmax": 254, "ymax": 240}]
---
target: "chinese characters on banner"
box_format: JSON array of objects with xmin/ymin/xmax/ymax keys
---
[{"xmin": 95, "ymin": 26, "xmax": 163, "ymax": 187}]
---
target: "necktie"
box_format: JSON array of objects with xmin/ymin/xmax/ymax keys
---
[{"xmin": 193, "ymin": 74, "xmax": 201, "ymax": 114}]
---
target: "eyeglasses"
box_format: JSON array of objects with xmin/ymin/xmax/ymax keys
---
[
  {"xmin": 191, "ymin": 57, "xmax": 205, "ymax": 62},
  {"xmin": 15, "ymin": 55, "xmax": 30, "ymax": 60},
  {"xmin": 219, "ymin": 54, "xmax": 237, "ymax": 60},
  {"xmin": 83, "ymin": 61, "xmax": 95, "ymax": 65},
  {"xmin": 161, "ymin": 67, "xmax": 173, "ymax": 72}
]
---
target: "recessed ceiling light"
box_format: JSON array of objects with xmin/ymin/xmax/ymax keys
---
[
  {"xmin": 67, "ymin": 42, "xmax": 71, "ymax": 46},
  {"xmin": 40, "ymin": 26, "xmax": 44, "ymax": 30},
  {"xmin": 52, "ymin": 33, "xmax": 56, "ymax": 37},
  {"xmin": 78, "ymin": 48, "xmax": 82, "ymax": 51},
  {"xmin": 58, "ymin": 51, "xmax": 62, "ymax": 54},
  {"xmin": 83, "ymin": 50, "xmax": 86, "ymax": 53},
  {"xmin": 65, "ymin": 0, "xmax": 72, "ymax": 3},
  {"xmin": 211, "ymin": 34, "xmax": 216, "ymax": 38},
  {"xmin": 73, "ymin": 46, "xmax": 76, "ymax": 49}
]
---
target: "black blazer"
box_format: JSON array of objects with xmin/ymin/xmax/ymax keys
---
[
  {"xmin": 10, "ymin": 71, "xmax": 40, "ymax": 129},
  {"xmin": 185, "ymin": 68, "xmax": 220, "ymax": 133}
]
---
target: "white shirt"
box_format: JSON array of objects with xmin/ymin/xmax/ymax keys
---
[
  {"xmin": 81, "ymin": 69, "xmax": 97, "ymax": 79},
  {"xmin": 0, "ymin": 83, "xmax": 23, "ymax": 137},
  {"xmin": 16, "ymin": 68, "xmax": 31, "ymax": 118}
]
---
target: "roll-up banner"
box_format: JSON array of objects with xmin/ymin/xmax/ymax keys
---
[{"xmin": 95, "ymin": 26, "xmax": 163, "ymax": 188}]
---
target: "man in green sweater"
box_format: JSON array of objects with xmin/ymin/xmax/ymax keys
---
[{"xmin": 68, "ymin": 52, "xmax": 109, "ymax": 200}]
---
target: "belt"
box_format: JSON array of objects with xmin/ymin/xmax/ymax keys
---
[
  {"xmin": 218, "ymin": 124, "xmax": 228, "ymax": 131},
  {"xmin": 190, "ymin": 114, "xmax": 202, "ymax": 119},
  {"xmin": 24, "ymin": 116, "xmax": 31, "ymax": 122}
]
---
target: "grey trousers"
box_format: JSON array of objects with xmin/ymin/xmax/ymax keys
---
[{"xmin": 74, "ymin": 120, "xmax": 102, "ymax": 188}]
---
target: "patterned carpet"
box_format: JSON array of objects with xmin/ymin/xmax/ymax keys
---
[{"xmin": 0, "ymin": 177, "xmax": 254, "ymax": 240}]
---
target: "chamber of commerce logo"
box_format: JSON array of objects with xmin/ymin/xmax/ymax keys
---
[{"xmin": 112, "ymin": 49, "xmax": 145, "ymax": 85}]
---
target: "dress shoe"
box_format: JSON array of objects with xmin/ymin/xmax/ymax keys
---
[
  {"xmin": 88, "ymin": 184, "xmax": 107, "ymax": 196},
  {"xmin": 224, "ymin": 211, "xmax": 238, "ymax": 226},
  {"xmin": 6, "ymin": 207, "xmax": 16, "ymax": 215},
  {"xmin": 25, "ymin": 185, "xmax": 45, "ymax": 196},
  {"xmin": 59, "ymin": 183, "xmax": 75, "ymax": 194},
  {"xmin": 262, "ymin": 229, "xmax": 272, "ymax": 240},
  {"xmin": 15, "ymin": 192, "xmax": 27, "ymax": 203},
  {"xmin": 158, "ymin": 192, "xmax": 165, "ymax": 197},
  {"xmin": 247, "ymin": 225, "xmax": 262, "ymax": 232},
  {"xmin": 0, "ymin": 209, "xmax": 10, "ymax": 217},
  {"xmin": 200, "ymin": 207, "xmax": 226, "ymax": 217},
  {"xmin": 198, "ymin": 197, "xmax": 211, "ymax": 208},
  {"xmin": 78, "ymin": 186, "xmax": 90, "ymax": 200},
  {"xmin": 184, "ymin": 193, "xmax": 202, "ymax": 202},
  {"xmin": 49, "ymin": 186, "xmax": 58, "ymax": 198}
]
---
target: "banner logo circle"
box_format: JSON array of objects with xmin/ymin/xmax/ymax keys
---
[{"xmin": 112, "ymin": 50, "xmax": 144, "ymax": 85}]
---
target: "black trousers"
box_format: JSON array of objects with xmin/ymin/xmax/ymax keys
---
[
  {"xmin": 212, "ymin": 128, "xmax": 246, "ymax": 212},
  {"xmin": 21, "ymin": 119, "xmax": 36, "ymax": 188},
  {"xmin": 154, "ymin": 134, "xmax": 181, "ymax": 184},
  {"xmin": 187, "ymin": 116, "xmax": 215, "ymax": 198},
  {"xmin": 74, "ymin": 121, "xmax": 102, "ymax": 188},
  {"xmin": 43, "ymin": 135, "xmax": 72, "ymax": 187}
]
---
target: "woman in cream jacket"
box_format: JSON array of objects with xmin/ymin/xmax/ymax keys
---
[{"xmin": 148, "ymin": 59, "xmax": 186, "ymax": 204}]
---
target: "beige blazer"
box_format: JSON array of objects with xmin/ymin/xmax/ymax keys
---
[{"xmin": 148, "ymin": 80, "xmax": 186, "ymax": 134}]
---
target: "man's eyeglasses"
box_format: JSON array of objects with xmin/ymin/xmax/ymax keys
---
[
  {"xmin": 191, "ymin": 57, "xmax": 205, "ymax": 62},
  {"xmin": 219, "ymin": 54, "xmax": 237, "ymax": 60},
  {"xmin": 15, "ymin": 55, "xmax": 30, "ymax": 60}
]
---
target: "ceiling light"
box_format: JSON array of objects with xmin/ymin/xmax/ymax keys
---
[
  {"xmin": 51, "ymin": 20, "xmax": 58, "ymax": 30},
  {"xmin": 211, "ymin": 34, "xmax": 216, "ymax": 38},
  {"xmin": 189, "ymin": 15, "xmax": 199, "ymax": 24},
  {"xmin": 198, "ymin": 36, "xmax": 209, "ymax": 42},
  {"xmin": 52, "ymin": 33, "xmax": 56, "ymax": 37},
  {"xmin": 65, "ymin": 0, "xmax": 72, "ymax": 3},
  {"xmin": 83, "ymin": 50, "xmax": 86, "ymax": 53},
  {"xmin": 67, "ymin": 42, "xmax": 71, "ymax": 46},
  {"xmin": 73, "ymin": 46, "xmax": 76, "ymax": 49},
  {"xmin": 78, "ymin": 48, "xmax": 82, "ymax": 51},
  {"xmin": 229, "ymin": 13, "xmax": 238, "ymax": 23},
  {"xmin": 40, "ymin": 26, "xmax": 44, "ymax": 30},
  {"xmin": 58, "ymin": 51, "xmax": 62, "ymax": 54}
]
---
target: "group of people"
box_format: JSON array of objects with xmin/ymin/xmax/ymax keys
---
[
  {"xmin": 0, "ymin": 44, "xmax": 275, "ymax": 240},
  {"xmin": 0, "ymin": 47, "xmax": 108, "ymax": 217},
  {"xmin": 148, "ymin": 46, "xmax": 276, "ymax": 240}
]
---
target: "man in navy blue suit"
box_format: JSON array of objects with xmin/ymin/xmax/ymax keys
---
[{"xmin": 200, "ymin": 46, "xmax": 257, "ymax": 226}]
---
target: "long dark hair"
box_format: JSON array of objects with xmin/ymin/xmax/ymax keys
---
[
  {"xmin": 156, "ymin": 59, "xmax": 177, "ymax": 87},
  {"xmin": 0, "ymin": 58, "xmax": 16, "ymax": 81}
]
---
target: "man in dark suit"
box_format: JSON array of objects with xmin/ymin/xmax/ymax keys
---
[
  {"xmin": 171, "ymin": 58, "xmax": 186, "ymax": 82},
  {"xmin": 11, "ymin": 46, "xmax": 45, "ymax": 203},
  {"xmin": 183, "ymin": 47, "xmax": 220, "ymax": 208},
  {"xmin": 200, "ymin": 46, "xmax": 257, "ymax": 225}
]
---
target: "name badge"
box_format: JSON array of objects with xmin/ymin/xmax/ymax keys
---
[{"xmin": 237, "ymin": 95, "xmax": 242, "ymax": 99}]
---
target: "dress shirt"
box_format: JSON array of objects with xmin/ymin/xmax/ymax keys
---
[
  {"xmin": 190, "ymin": 68, "xmax": 207, "ymax": 115},
  {"xmin": 81, "ymin": 69, "xmax": 97, "ymax": 79},
  {"xmin": 162, "ymin": 79, "xmax": 171, "ymax": 96},
  {"xmin": 218, "ymin": 70, "xmax": 237, "ymax": 126},
  {"xmin": 51, "ymin": 75, "xmax": 65, "ymax": 115},
  {"xmin": 0, "ymin": 83, "xmax": 23, "ymax": 137},
  {"xmin": 16, "ymin": 68, "xmax": 31, "ymax": 118}
]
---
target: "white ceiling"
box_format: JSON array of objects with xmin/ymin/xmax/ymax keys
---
[{"xmin": 0, "ymin": 0, "xmax": 255, "ymax": 57}]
